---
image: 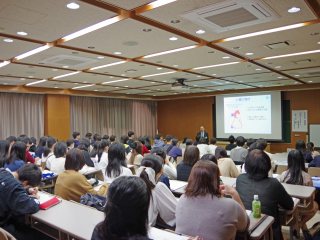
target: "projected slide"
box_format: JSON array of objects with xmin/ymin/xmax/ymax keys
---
[{"xmin": 224, "ymin": 95, "xmax": 271, "ymax": 134}]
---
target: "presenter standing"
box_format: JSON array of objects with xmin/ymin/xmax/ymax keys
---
[{"xmin": 196, "ymin": 126, "xmax": 209, "ymax": 144}]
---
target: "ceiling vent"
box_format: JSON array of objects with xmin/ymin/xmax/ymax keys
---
[
  {"xmin": 181, "ymin": 0, "xmax": 279, "ymax": 33},
  {"xmin": 294, "ymin": 59, "xmax": 311, "ymax": 65},
  {"xmin": 41, "ymin": 55, "xmax": 98, "ymax": 68},
  {"xmin": 265, "ymin": 41, "xmax": 293, "ymax": 49}
]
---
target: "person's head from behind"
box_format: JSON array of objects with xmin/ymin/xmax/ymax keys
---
[
  {"xmin": 18, "ymin": 137, "xmax": 32, "ymax": 151},
  {"xmin": 85, "ymin": 132, "xmax": 92, "ymax": 139},
  {"xmin": 30, "ymin": 137, "xmax": 37, "ymax": 146},
  {"xmin": 9, "ymin": 141, "xmax": 26, "ymax": 162},
  {"xmin": 120, "ymin": 135, "xmax": 129, "ymax": 145},
  {"xmin": 165, "ymin": 135, "xmax": 173, "ymax": 144},
  {"xmin": 199, "ymin": 137, "xmax": 207, "ymax": 144},
  {"xmin": 109, "ymin": 135, "xmax": 116, "ymax": 143},
  {"xmin": 228, "ymin": 135, "xmax": 235, "ymax": 144},
  {"xmin": 38, "ymin": 136, "xmax": 47, "ymax": 147},
  {"xmin": 17, "ymin": 164, "xmax": 42, "ymax": 187},
  {"xmin": 236, "ymin": 136, "xmax": 246, "ymax": 147},
  {"xmin": 66, "ymin": 138, "xmax": 74, "ymax": 150},
  {"xmin": 287, "ymin": 149, "xmax": 306, "ymax": 179},
  {"xmin": 54, "ymin": 142, "xmax": 67, "ymax": 158},
  {"xmin": 6, "ymin": 136, "xmax": 17, "ymax": 145},
  {"xmin": 150, "ymin": 147, "xmax": 166, "ymax": 163},
  {"xmin": 185, "ymin": 138, "xmax": 193, "ymax": 146},
  {"xmin": 64, "ymin": 148, "xmax": 85, "ymax": 171},
  {"xmin": 43, "ymin": 137, "xmax": 57, "ymax": 157},
  {"xmin": 78, "ymin": 138, "xmax": 90, "ymax": 151},
  {"xmin": 215, "ymin": 147, "xmax": 228, "ymax": 159},
  {"xmin": 102, "ymin": 135, "xmax": 109, "ymax": 141},
  {"xmin": 128, "ymin": 130, "xmax": 135, "ymax": 139},
  {"xmin": 295, "ymin": 140, "xmax": 306, "ymax": 152},
  {"xmin": 171, "ymin": 138, "xmax": 178, "ymax": 146},
  {"xmin": 72, "ymin": 131, "xmax": 80, "ymax": 140},
  {"xmin": 246, "ymin": 138, "xmax": 255, "ymax": 149},
  {"xmin": 200, "ymin": 154, "xmax": 217, "ymax": 164},
  {"xmin": 140, "ymin": 154, "xmax": 163, "ymax": 180},
  {"xmin": 245, "ymin": 149, "xmax": 271, "ymax": 180},
  {"xmin": 107, "ymin": 143, "xmax": 126, "ymax": 178},
  {"xmin": 0, "ymin": 140, "xmax": 10, "ymax": 167},
  {"xmin": 306, "ymin": 142, "xmax": 314, "ymax": 152},
  {"xmin": 256, "ymin": 139, "xmax": 267, "ymax": 151},
  {"xmin": 154, "ymin": 134, "xmax": 161, "ymax": 141},
  {"xmin": 93, "ymin": 134, "xmax": 102, "ymax": 142},
  {"xmin": 132, "ymin": 141, "xmax": 142, "ymax": 155},
  {"xmin": 100, "ymin": 176, "xmax": 150, "ymax": 239},
  {"xmin": 210, "ymin": 137, "xmax": 217, "ymax": 145},
  {"xmin": 248, "ymin": 142, "xmax": 258, "ymax": 152},
  {"xmin": 183, "ymin": 145, "xmax": 200, "ymax": 166},
  {"xmin": 185, "ymin": 160, "xmax": 221, "ymax": 198}
]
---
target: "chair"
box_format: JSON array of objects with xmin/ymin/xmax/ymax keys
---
[
  {"xmin": 307, "ymin": 167, "xmax": 320, "ymax": 177},
  {"xmin": 275, "ymin": 165, "xmax": 287, "ymax": 174},
  {"xmin": 0, "ymin": 228, "xmax": 16, "ymax": 240}
]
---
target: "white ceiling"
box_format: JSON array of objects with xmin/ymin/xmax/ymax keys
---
[{"xmin": 0, "ymin": 0, "xmax": 319, "ymax": 98}]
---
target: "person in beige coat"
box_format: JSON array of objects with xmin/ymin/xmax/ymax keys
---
[{"xmin": 215, "ymin": 147, "xmax": 240, "ymax": 178}]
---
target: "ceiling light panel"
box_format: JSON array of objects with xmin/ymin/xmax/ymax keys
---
[
  {"xmin": 284, "ymin": 67, "xmax": 320, "ymax": 78},
  {"xmin": 0, "ymin": 38, "xmax": 42, "ymax": 60},
  {"xmin": 0, "ymin": 0, "xmax": 116, "ymax": 42},
  {"xmin": 112, "ymin": 89, "xmax": 151, "ymax": 95},
  {"xmin": 218, "ymin": 23, "xmax": 320, "ymax": 58},
  {"xmin": 224, "ymin": 72, "xmax": 288, "ymax": 83},
  {"xmin": 62, "ymin": 19, "xmax": 195, "ymax": 58},
  {"xmin": 51, "ymin": 72, "xmax": 115, "ymax": 84},
  {"xmin": 207, "ymin": 84, "xmax": 254, "ymax": 91},
  {"xmin": 300, "ymin": 77, "xmax": 320, "ymax": 84},
  {"xmin": 28, "ymin": 80, "xmax": 78, "ymax": 89},
  {"xmin": 141, "ymin": 0, "xmax": 316, "ymax": 41},
  {"xmin": 21, "ymin": 47, "xmax": 120, "ymax": 70},
  {"xmin": 143, "ymin": 46, "xmax": 240, "ymax": 69},
  {"xmin": 249, "ymin": 79, "xmax": 298, "ymax": 87},
  {"xmin": 103, "ymin": 79, "xmax": 156, "ymax": 88},
  {"xmin": 0, "ymin": 64, "xmax": 74, "ymax": 79},
  {"xmin": 0, "ymin": 76, "xmax": 35, "ymax": 86},
  {"xmin": 141, "ymin": 91, "xmax": 177, "ymax": 96}
]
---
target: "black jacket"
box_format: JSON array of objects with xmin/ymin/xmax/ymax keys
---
[{"xmin": 0, "ymin": 168, "xmax": 39, "ymax": 226}]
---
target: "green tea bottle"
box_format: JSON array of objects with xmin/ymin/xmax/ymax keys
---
[{"xmin": 252, "ymin": 195, "xmax": 261, "ymax": 218}]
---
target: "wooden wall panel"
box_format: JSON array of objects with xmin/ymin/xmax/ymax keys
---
[
  {"xmin": 44, "ymin": 94, "xmax": 70, "ymax": 141},
  {"xmin": 157, "ymin": 97, "xmax": 213, "ymax": 140}
]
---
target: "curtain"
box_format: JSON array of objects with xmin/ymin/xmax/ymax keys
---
[
  {"xmin": 70, "ymin": 96, "xmax": 157, "ymax": 138},
  {"xmin": 0, "ymin": 93, "xmax": 44, "ymax": 140}
]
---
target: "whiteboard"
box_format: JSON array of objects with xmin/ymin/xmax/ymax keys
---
[{"xmin": 310, "ymin": 124, "xmax": 320, "ymax": 148}]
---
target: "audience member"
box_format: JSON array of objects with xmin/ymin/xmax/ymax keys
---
[
  {"xmin": 230, "ymin": 136, "xmax": 248, "ymax": 163},
  {"xmin": 35, "ymin": 136, "xmax": 47, "ymax": 158},
  {"xmin": 0, "ymin": 140, "xmax": 10, "ymax": 167},
  {"xmin": 215, "ymin": 147, "xmax": 239, "ymax": 178},
  {"xmin": 109, "ymin": 135, "xmax": 116, "ymax": 144},
  {"xmin": 200, "ymin": 154, "xmax": 217, "ymax": 164},
  {"xmin": 127, "ymin": 141, "xmax": 143, "ymax": 167},
  {"xmin": 153, "ymin": 134, "xmax": 165, "ymax": 148},
  {"xmin": 50, "ymin": 142, "xmax": 67, "ymax": 174},
  {"xmin": 66, "ymin": 138, "xmax": 74, "ymax": 151},
  {"xmin": 78, "ymin": 138, "xmax": 95, "ymax": 167},
  {"xmin": 208, "ymin": 137, "xmax": 218, "ymax": 155},
  {"xmin": 72, "ymin": 131, "xmax": 81, "ymax": 148},
  {"xmin": 163, "ymin": 135, "xmax": 173, "ymax": 153},
  {"xmin": 5, "ymin": 142, "xmax": 26, "ymax": 172},
  {"xmin": 167, "ymin": 138, "xmax": 182, "ymax": 160},
  {"xmin": 197, "ymin": 137, "xmax": 209, "ymax": 158},
  {"xmin": 225, "ymin": 135, "xmax": 237, "ymax": 151},
  {"xmin": 127, "ymin": 130, "xmax": 135, "ymax": 148},
  {"xmin": 138, "ymin": 136, "xmax": 150, "ymax": 155},
  {"xmin": 29, "ymin": 137, "xmax": 37, "ymax": 152},
  {"xmin": 177, "ymin": 146, "xmax": 199, "ymax": 181},
  {"xmin": 151, "ymin": 147, "xmax": 177, "ymax": 180},
  {"xmin": 43, "ymin": 137, "xmax": 57, "ymax": 169},
  {"xmin": 296, "ymin": 139, "xmax": 312, "ymax": 163}
]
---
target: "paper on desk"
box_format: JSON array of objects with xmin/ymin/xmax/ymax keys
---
[
  {"xmin": 170, "ymin": 180, "xmax": 188, "ymax": 191},
  {"xmin": 149, "ymin": 228, "xmax": 189, "ymax": 240},
  {"xmin": 246, "ymin": 210, "xmax": 252, "ymax": 216},
  {"xmin": 38, "ymin": 191, "xmax": 56, "ymax": 204}
]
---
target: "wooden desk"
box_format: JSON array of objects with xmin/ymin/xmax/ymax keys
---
[
  {"xmin": 249, "ymin": 215, "xmax": 274, "ymax": 240},
  {"xmin": 281, "ymin": 183, "xmax": 315, "ymax": 208}
]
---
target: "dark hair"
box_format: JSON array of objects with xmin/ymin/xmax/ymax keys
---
[
  {"xmin": 307, "ymin": 142, "xmax": 314, "ymax": 152},
  {"xmin": 54, "ymin": 142, "xmax": 67, "ymax": 158},
  {"xmin": 185, "ymin": 160, "xmax": 221, "ymax": 198},
  {"xmin": 150, "ymin": 147, "xmax": 166, "ymax": 162},
  {"xmin": 72, "ymin": 131, "xmax": 80, "ymax": 139},
  {"xmin": 98, "ymin": 140, "xmax": 109, "ymax": 162},
  {"xmin": 236, "ymin": 136, "xmax": 246, "ymax": 147},
  {"xmin": 183, "ymin": 145, "xmax": 199, "ymax": 166},
  {"xmin": 165, "ymin": 135, "xmax": 173, "ymax": 142},
  {"xmin": 102, "ymin": 135, "xmax": 109, "ymax": 140},
  {"xmin": 66, "ymin": 138, "xmax": 74, "ymax": 147},
  {"xmin": 120, "ymin": 135, "xmax": 129, "ymax": 144},
  {"xmin": 138, "ymin": 136, "xmax": 145, "ymax": 145},
  {"xmin": 37, "ymin": 136, "xmax": 47, "ymax": 148},
  {"xmin": 139, "ymin": 155, "xmax": 163, "ymax": 191},
  {"xmin": 248, "ymin": 142, "xmax": 259, "ymax": 152},
  {"xmin": 209, "ymin": 138, "xmax": 217, "ymax": 145},
  {"xmin": 99, "ymin": 176, "xmax": 150, "ymax": 239},
  {"xmin": 17, "ymin": 164, "xmax": 42, "ymax": 187},
  {"xmin": 185, "ymin": 139, "xmax": 193, "ymax": 146},
  {"xmin": 129, "ymin": 141, "xmax": 142, "ymax": 165},
  {"xmin": 201, "ymin": 154, "xmax": 217, "ymax": 164},
  {"xmin": 199, "ymin": 138, "xmax": 207, "ymax": 144},
  {"xmin": 228, "ymin": 135, "xmax": 235, "ymax": 144},
  {"xmin": 256, "ymin": 139, "xmax": 267, "ymax": 151},
  {"xmin": 85, "ymin": 132, "xmax": 92, "ymax": 139},
  {"xmin": 30, "ymin": 137, "xmax": 37, "ymax": 145},
  {"xmin": 110, "ymin": 135, "xmax": 116, "ymax": 142},
  {"xmin": 18, "ymin": 136, "xmax": 32, "ymax": 145},
  {"xmin": 43, "ymin": 137, "xmax": 57, "ymax": 157},
  {"xmin": 79, "ymin": 138, "xmax": 90, "ymax": 150},
  {"xmin": 171, "ymin": 138, "xmax": 178, "ymax": 146},
  {"xmin": 128, "ymin": 131, "xmax": 135, "ymax": 138},
  {"xmin": 215, "ymin": 147, "xmax": 228, "ymax": 159},
  {"xmin": 246, "ymin": 138, "xmax": 256, "ymax": 149},
  {"xmin": 283, "ymin": 150, "xmax": 306, "ymax": 185},
  {"xmin": 106, "ymin": 143, "xmax": 127, "ymax": 178},
  {"xmin": 8, "ymin": 141, "xmax": 26, "ymax": 164},
  {"xmin": 0, "ymin": 140, "xmax": 10, "ymax": 168},
  {"xmin": 64, "ymin": 148, "xmax": 85, "ymax": 171},
  {"xmin": 245, "ymin": 149, "xmax": 271, "ymax": 180},
  {"xmin": 295, "ymin": 140, "xmax": 306, "ymax": 152},
  {"xmin": 6, "ymin": 136, "xmax": 17, "ymax": 144},
  {"xmin": 154, "ymin": 134, "xmax": 161, "ymax": 140},
  {"xmin": 90, "ymin": 141, "xmax": 99, "ymax": 158},
  {"xmin": 93, "ymin": 134, "xmax": 102, "ymax": 142}
]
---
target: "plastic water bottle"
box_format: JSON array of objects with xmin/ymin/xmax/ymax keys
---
[{"xmin": 252, "ymin": 195, "xmax": 261, "ymax": 218}]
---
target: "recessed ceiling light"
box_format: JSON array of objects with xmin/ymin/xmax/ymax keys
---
[
  {"xmin": 66, "ymin": 2, "xmax": 80, "ymax": 9},
  {"xmin": 28, "ymin": 76, "xmax": 34, "ymax": 78},
  {"xmin": 288, "ymin": 6, "xmax": 301, "ymax": 13},
  {"xmin": 157, "ymin": 67, "xmax": 162, "ymax": 70},
  {"xmin": 153, "ymin": 95, "xmax": 156, "ymax": 97},
  {"xmin": 239, "ymin": 81, "xmax": 243, "ymax": 83},
  {"xmin": 54, "ymin": 87, "xmax": 59, "ymax": 89},
  {"xmin": 196, "ymin": 29, "xmax": 205, "ymax": 34},
  {"xmin": 121, "ymin": 74, "xmax": 126, "ymax": 76},
  {"xmin": 277, "ymin": 76, "xmax": 283, "ymax": 79},
  {"xmin": 170, "ymin": 19, "xmax": 180, "ymax": 24},
  {"xmin": 83, "ymin": 81, "xmax": 87, "ymax": 83},
  {"xmin": 263, "ymin": 50, "xmax": 320, "ymax": 60},
  {"xmin": 94, "ymin": 89, "xmax": 99, "ymax": 91},
  {"xmin": 17, "ymin": 31, "xmax": 28, "ymax": 36},
  {"xmin": 193, "ymin": 85, "xmax": 198, "ymax": 87},
  {"xmin": 308, "ymin": 80, "xmax": 313, "ymax": 83},
  {"xmin": 212, "ymin": 74, "xmax": 217, "ymax": 76},
  {"xmin": 294, "ymin": 74, "xmax": 300, "ymax": 77},
  {"xmin": 63, "ymin": 65, "xmax": 69, "ymax": 68},
  {"xmin": 275, "ymin": 66, "xmax": 281, "ymax": 69},
  {"xmin": 245, "ymin": 52, "xmax": 254, "ymax": 56},
  {"xmin": 169, "ymin": 37, "xmax": 178, "ymax": 41},
  {"xmin": 294, "ymin": 82, "xmax": 299, "ymax": 84},
  {"xmin": 173, "ymin": 65, "xmax": 179, "ymax": 67},
  {"xmin": 222, "ymin": 56, "xmax": 230, "ymax": 59},
  {"xmin": 97, "ymin": 56, "xmax": 104, "ymax": 59},
  {"xmin": 124, "ymin": 86, "xmax": 129, "ymax": 87},
  {"xmin": 255, "ymin": 68, "xmax": 262, "ymax": 71},
  {"xmin": 52, "ymin": 69, "xmax": 58, "ymax": 71},
  {"xmin": 174, "ymin": 93, "xmax": 177, "ymax": 95},
  {"xmin": 197, "ymin": 75, "xmax": 201, "ymax": 78},
  {"xmin": 109, "ymin": 76, "xmax": 114, "ymax": 79},
  {"xmin": 157, "ymin": 89, "xmax": 161, "ymax": 91},
  {"xmin": 114, "ymin": 51, "xmax": 122, "ymax": 55},
  {"xmin": 151, "ymin": 82, "xmax": 156, "ymax": 84},
  {"xmin": 318, "ymin": 41, "xmax": 320, "ymax": 44},
  {"xmin": 162, "ymin": 80, "xmax": 167, "ymax": 82},
  {"xmin": 20, "ymin": 78, "xmax": 26, "ymax": 80},
  {"xmin": 3, "ymin": 38, "xmax": 13, "ymax": 43},
  {"xmin": 143, "ymin": 28, "xmax": 152, "ymax": 32}
]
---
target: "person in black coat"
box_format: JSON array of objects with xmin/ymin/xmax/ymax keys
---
[{"xmin": 196, "ymin": 126, "xmax": 209, "ymax": 144}]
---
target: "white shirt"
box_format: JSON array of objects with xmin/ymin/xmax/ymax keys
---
[
  {"xmin": 93, "ymin": 152, "xmax": 108, "ymax": 170},
  {"xmin": 104, "ymin": 166, "xmax": 132, "ymax": 183},
  {"xmin": 148, "ymin": 182, "xmax": 177, "ymax": 227},
  {"xmin": 197, "ymin": 144, "xmax": 210, "ymax": 158},
  {"xmin": 50, "ymin": 157, "xmax": 66, "ymax": 175},
  {"xmin": 208, "ymin": 144, "xmax": 217, "ymax": 155},
  {"xmin": 126, "ymin": 152, "xmax": 143, "ymax": 166},
  {"xmin": 163, "ymin": 162, "xmax": 177, "ymax": 180},
  {"xmin": 44, "ymin": 152, "xmax": 55, "ymax": 169}
]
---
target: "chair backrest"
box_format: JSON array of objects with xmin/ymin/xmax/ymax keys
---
[
  {"xmin": 0, "ymin": 228, "xmax": 16, "ymax": 240},
  {"xmin": 308, "ymin": 167, "xmax": 320, "ymax": 177},
  {"xmin": 275, "ymin": 165, "xmax": 287, "ymax": 174}
]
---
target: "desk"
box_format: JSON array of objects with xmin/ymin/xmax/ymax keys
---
[
  {"xmin": 281, "ymin": 183, "xmax": 315, "ymax": 208},
  {"xmin": 249, "ymin": 215, "xmax": 274, "ymax": 240},
  {"xmin": 170, "ymin": 180, "xmax": 188, "ymax": 191},
  {"xmin": 149, "ymin": 228, "xmax": 189, "ymax": 240}
]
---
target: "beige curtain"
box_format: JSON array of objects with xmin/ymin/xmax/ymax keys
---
[
  {"xmin": 0, "ymin": 93, "xmax": 44, "ymax": 140},
  {"xmin": 70, "ymin": 96, "xmax": 157, "ymax": 138}
]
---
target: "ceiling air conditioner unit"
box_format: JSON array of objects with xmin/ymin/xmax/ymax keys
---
[{"xmin": 182, "ymin": 0, "xmax": 279, "ymax": 33}]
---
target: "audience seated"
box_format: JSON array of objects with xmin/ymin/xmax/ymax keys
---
[
  {"xmin": 163, "ymin": 135, "xmax": 173, "ymax": 153},
  {"xmin": 92, "ymin": 140, "xmax": 109, "ymax": 170},
  {"xmin": 151, "ymin": 147, "xmax": 177, "ymax": 180},
  {"xmin": 176, "ymin": 160, "xmax": 248, "ymax": 240},
  {"xmin": 109, "ymin": 135, "xmax": 116, "ymax": 144},
  {"xmin": 127, "ymin": 130, "xmax": 135, "ymax": 148},
  {"xmin": 91, "ymin": 176, "xmax": 150, "ymax": 240},
  {"xmin": 0, "ymin": 140, "xmax": 10, "ymax": 167},
  {"xmin": 66, "ymin": 139, "xmax": 74, "ymax": 151},
  {"xmin": 152, "ymin": 134, "xmax": 165, "ymax": 148},
  {"xmin": 230, "ymin": 136, "xmax": 248, "ymax": 163},
  {"xmin": 309, "ymin": 155, "xmax": 320, "ymax": 167},
  {"xmin": 43, "ymin": 137, "xmax": 56, "ymax": 169},
  {"xmin": 207, "ymin": 137, "xmax": 218, "ymax": 155},
  {"xmin": 307, "ymin": 142, "xmax": 319, "ymax": 159},
  {"xmin": 77, "ymin": 138, "xmax": 95, "ymax": 167},
  {"xmin": 120, "ymin": 135, "xmax": 131, "ymax": 154},
  {"xmin": 296, "ymin": 139, "xmax": 313, "ymax": 163},
  {"xmin": 137, "ymin": 155, "xmax": 177, "ymax": 228},
  {"xmin": 5, "ymin": 142, "xmax": 26, "ymax": 172},
  {"xmin": 225, "ymin": 135, "xmax": 237, "ymax": 151},
  {"xmin": 200, "ymin": 154, "xmax": 217, "ymax": 164},
  {"xmin": 127, "ymin": 141, "xmax": 143, "ymax": 167},
  {"xmin": 215, "ymin": 147, "xmax": 239, "ymax": 178},
  {"xmin": 17, "ymin": 137, "xmax": 35, "ymax": 164},
  {"xmin": 177, "ymin": 146, "xmax": 199, "ymax": 181},
  {"xmin": 196, "ymin": 138, "xmax": 209, "ymax": 158},
  {"xmin": 104, "ymin": 143, "xmax": 132, "ymax": 183},
  {"xmin": 138, "ymin": 137, "xmax": 150, "ymax": 155},
  {"xmin": 49, "ymin": 142, "xmax": 67, "ymax": 175},
  {"xmin": 54, "ymin": 148, "xmax": 108, "ymax": 202},
  {"xmin": 72, "ymin": 132, "xmax": 81, "ymax": 148},
  {"xmin": 236, "ymin": 149, "xmax": 293, "ymax": 240},
  {"xmin": 167, "ymin": 138, "xmax": 182, "ymax": 160},
  {"xmin": 35, "ymin": 136, "xmax": 47, "ymax": 158}
]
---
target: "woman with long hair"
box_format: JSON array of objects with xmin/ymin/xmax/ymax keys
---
[
  {"xmin": 0, "ymin": 140, "xmax": 10, "ymax": 168},
  {"xmin": 5, "ymin": 141, "xmax": 26, "ymax": 172},
  {"xmin": 127, "ymin": 141, "xmax": 143, "ymax": 167},
  {"xmin": 177, "ymin": 145, "xmax": 199, "ymax": 181}
]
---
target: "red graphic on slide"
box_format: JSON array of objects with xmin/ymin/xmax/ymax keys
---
[{"xmin": 231, "ymin": 110, "xmax": 242, "ymax": 129}]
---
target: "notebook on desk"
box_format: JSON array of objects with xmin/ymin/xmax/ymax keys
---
[{"xmin": 38, "ymin": 191, "xmax": 61, "ymax": 210}]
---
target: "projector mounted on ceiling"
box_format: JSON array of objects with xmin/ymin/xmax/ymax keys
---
[{"xmin": 171, "ymin": 78, "xmax": 190, "ymax": 91}]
